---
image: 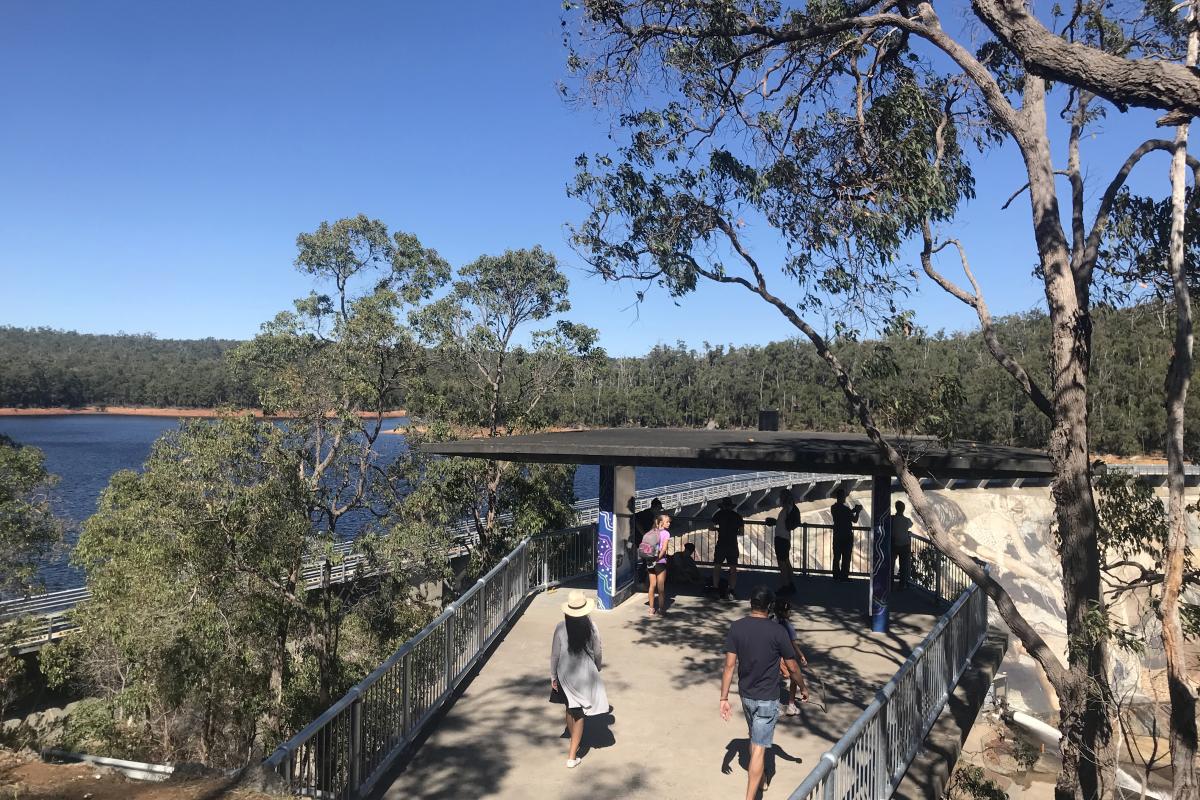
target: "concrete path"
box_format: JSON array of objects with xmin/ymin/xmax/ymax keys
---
[{"xmin": 379, "ymin": 574, "xmax": 940, "ymax": 800}]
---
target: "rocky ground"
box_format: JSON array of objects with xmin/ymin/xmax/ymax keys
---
[{"xmin": 0, "ymin": 749, "xmax": 280, "ymax": 800}]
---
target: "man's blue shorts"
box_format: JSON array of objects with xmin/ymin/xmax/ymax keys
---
[{"xmin": 741, "ymin": 696, "xmax": 780, "ymax": 748}]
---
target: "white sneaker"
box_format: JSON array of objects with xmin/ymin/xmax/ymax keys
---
[
  {"xmin": 566, "ymin": 758, "xmax": 581, "ymax": 768},
  {"xmin": 785, "ymin": 703, "xmax": 800, "ymax": 716}
]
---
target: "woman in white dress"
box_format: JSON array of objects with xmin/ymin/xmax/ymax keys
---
[{"xmin": 550, "ymin": 590, "xmax": 608, "ymax": 768}]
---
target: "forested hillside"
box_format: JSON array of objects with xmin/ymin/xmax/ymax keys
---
[
  {"xmin": 0, "ymin": 328, "xmax": 254, "ymax": 408},
  {"xmin": 0, "ymin": 306, "xmax": 1191, "ymax": 456}
]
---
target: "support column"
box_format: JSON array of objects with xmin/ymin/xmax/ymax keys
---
[
  {"xmin": 597, "ymin": 465, "xmax": 636, "ymax": 610},
  {"xmin": 869, "ymin": 472, "xmax": 893, "ymax": 633}
]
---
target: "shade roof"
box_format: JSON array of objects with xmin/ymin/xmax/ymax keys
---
[{"xmin": 420, "ymin": 428, "xmax": 1054, "ymax": 479}]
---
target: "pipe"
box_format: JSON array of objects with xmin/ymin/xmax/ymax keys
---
[{"xmin": 1004, "ymin": 712, "xmax": 1171, "ymax": 800}]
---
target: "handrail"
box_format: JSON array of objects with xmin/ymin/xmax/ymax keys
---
[
  {"xmin": 786, "ymin": 541, "xmax": 988, "ymax": 799},
  {"xmin": 262, "ymin": 525, "xmax": 597, "ymax": 798}
]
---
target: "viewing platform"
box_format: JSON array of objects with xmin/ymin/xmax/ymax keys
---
[{"xmin": 379, "ymin": 574, "xmax": 944, "ymax": 800}]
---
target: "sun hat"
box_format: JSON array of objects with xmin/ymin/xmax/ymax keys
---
[{"xmin": 562, "ymin": 590, "xmax": 596, "ymax": 617}]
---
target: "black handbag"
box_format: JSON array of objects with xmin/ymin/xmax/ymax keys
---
[{"xmin": 549, "ymin": 684, "xmax": 566, "ymax": 704}]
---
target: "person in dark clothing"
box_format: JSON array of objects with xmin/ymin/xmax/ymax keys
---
[
  {"xmin": 891, "ymin": 501, "xmax": 913, "ymax": 590},
  {"xmin": 709, "ymin": 497, "xmax": 744, "ymax": 598},
  {"xmin": 830, "ymin": 488, "xmax": 863, "ymax": 582},
  {"xmin": 720, "ymin": 585, "xmax": 807, "ymax": 800},
  {"xmin": 770, "ymin": 491, "xmax": 801, "ymax": 592}
]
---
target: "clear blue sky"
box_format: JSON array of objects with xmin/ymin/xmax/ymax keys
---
[{"xmin": 0, "ymin": 2, "xmax": 1176, "ymax": 355}]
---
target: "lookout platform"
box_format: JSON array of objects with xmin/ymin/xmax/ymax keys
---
[{"xmin": 378, "ymin": 573, "xmax": 942, "ymax": 800}]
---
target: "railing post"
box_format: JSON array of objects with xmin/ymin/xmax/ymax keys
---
[
  {"xmin": 802, "ymin": 524, "xmax": 810, "ymax": 576},
  {"xmin": 401, "ymin": 654, "xmax": 411, "ymax": 740},
  {"xmin": 444, "ymin": 606, "xmax": 456, "ymax": 692},
  {"xmin": 935, "ymin": 552, "xmax": 943, "ymax": 600},
  {"xmin": 349, "ymin": 691, "xmax": 363, "ymax": 798}
]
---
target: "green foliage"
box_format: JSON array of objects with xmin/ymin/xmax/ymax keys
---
[
  {"xmin": 0, "ymin": 435, "xmax": 62, "ymax": 599},
  {"xmin": 1012, "ymin": 738, "xmax": 1042, "ymax": 772},
  {"xmin": 397, "ymin": 248, "xmax": 593, "ymax": 569},
  {"xmin": 0, "ymin": 654, "xmax": 26, "ymax": 719},
  {"xmin": 72, "ymin": 417, "xmax": 309, "ymax": 764},
  {"xmin": 947, "ymin": 763, "xmax": 1009, "ymax": 800}
]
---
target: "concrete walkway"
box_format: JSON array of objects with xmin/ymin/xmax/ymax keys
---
[{"xmin": 379, "ymin": 573, "xmax": 940, "ymax": 800}]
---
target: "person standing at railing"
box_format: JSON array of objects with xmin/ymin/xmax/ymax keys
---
[
  {"xmin": 708, "ymin": 497, "xmax": 744, "ymax": 600},
  {"xmin": 830, "ymin": 488, "xmax": 863, "ymax": 582},
  {"xmin": 639, "ymin": 511, "xmax": 672, "ymax": 615},
  {"xmin": 891, "ymin": 501, "xmax": 913, "ymax": 590},
  {"xmin": 634, "ymin": 498, "xmax": 663, "ymax": 588},
  {"xmin": 550, "ymin": 590, "xmax": 608, "ymax": 769},
  {"xmin": 770, "ymin": 491, "xmax": 801, "ymax": 593},
  {"xmin": 720, "ymin": 585, "xmax": 806, "ymax": 800}
]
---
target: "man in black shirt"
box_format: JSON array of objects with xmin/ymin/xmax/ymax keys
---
[
  {"xmin": 720, "ymin": 585, "xmax": 807, "ymax": 800},
  {"xmin": 830, "ymin": 488, "xmax": 863, "ymax": 582},
  {"xmin": 709, "ymin": 497, "xmax": 744, "ymax": 599}
]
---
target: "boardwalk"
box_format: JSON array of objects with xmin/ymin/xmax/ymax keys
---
[{"xmin": 379, "ymin": 573, "xmax": 941, "ymax": 800}]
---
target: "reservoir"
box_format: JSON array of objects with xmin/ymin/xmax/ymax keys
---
[{"xmin": 0, "ymin": 415, "xmax": 748, "ymax": 590}]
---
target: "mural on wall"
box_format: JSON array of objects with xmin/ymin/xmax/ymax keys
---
[
  {"xmin": 870, "ymin": 512, "xmax": 892, "ymax": 632},
  {"xmin": 597, "ymin": 510, "xmax": 615, "ymax": 609}
]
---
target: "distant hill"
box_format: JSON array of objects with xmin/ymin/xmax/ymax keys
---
[{"xmin": 0, "ymin": 306, "xmax": 1194, "ymax": 459}]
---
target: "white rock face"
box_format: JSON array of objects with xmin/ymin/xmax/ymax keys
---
[{"xmin": 793, "ymin": 485, "xmax": 1191, "ymax": 716}]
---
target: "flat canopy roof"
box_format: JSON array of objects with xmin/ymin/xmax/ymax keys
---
[{"xmin": 420, "ymin": 428, "xmax": 1054, "ymax": 479}]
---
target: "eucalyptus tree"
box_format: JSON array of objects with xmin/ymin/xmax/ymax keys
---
[
  {"xmin": 0, "ymin": 435, "xmax": 60, "ymax": 600},
  {"xmin": 0, "ymin": 435, "xmax": 61, "ymax": 717},
  {"xmin": 233, "ymin": 214, "xmax": 449, "ymax": 709},
  {"xmin": 562, "ymin": 3, "xmax": 1200, "ymax": 796},
  {"xmin": 72, "ymin": 418, "xmax": 309, "ymax": 763},
  {"xmin": 399, "ymin": 247, "xmax": 600, "ymax": 566}
]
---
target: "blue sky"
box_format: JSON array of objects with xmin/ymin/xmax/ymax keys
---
[{"xmin": 0, "ymin": 2, "xmax": 1176, "ymax": 356}]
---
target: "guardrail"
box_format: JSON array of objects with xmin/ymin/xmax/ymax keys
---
[
  {"xmin": 787, "ymin": 542, "xmax": 987, "ymax": 799},
  {"xmin": 2, "ymin": 470, "xmax": 812, "ymax": 652},
  {"xmin": 675, "ymin": 521, "xmax": 875, "ymax": 577},
  {"xmin": 263, "ymin": 524, "xmax": 596, "ymax": 799}
]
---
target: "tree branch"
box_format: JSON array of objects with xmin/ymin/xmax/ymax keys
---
[
  {"xmin": 972, "ymin": 0, "xmax": 1200, "ymax": 120},
  {"xmin": 920, "ymin": 221, "xmax": 1054, "ymax": 418}
]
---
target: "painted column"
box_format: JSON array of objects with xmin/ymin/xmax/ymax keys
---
[
  {"xmin": 597, "ymin": 465, "xmax": 636, "ymax": 610},
  {"xmin": 869, "ymin": 471, "xmax": 893, "ymax": 632}
]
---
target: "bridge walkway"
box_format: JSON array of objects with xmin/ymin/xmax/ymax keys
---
[{"xmin": 377, "ymin": 572, "xmax": 941, "ymax": 800}]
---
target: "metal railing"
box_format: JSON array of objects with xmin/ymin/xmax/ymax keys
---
[
  {"xmin": 2, "ymin": 470, "xmax": 812, "ymax": 651},
  {"xmin": 262, "ymin": 524, "xmax": 596, "ymax": 798},
  {"xmin": 787, "ymin": 544, "xmax": 988, "ymax": 799},
  {"xmin": 674, "ymin": 521, "xmax": 874, "ymax": 577}
]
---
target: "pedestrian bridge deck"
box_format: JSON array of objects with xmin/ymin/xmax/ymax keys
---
[{"xmin": 378, "ymin": 573, "xmax": 941, "ymax": 800}]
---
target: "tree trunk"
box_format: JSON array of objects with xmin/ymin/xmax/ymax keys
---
[
  {"xmin": 1018, "ymin": 79, "xmax": 1117, "ymax": 800},
  {"xmin": 1162, "ymin": 9, "xmax": 1199, "ymax": 794}
]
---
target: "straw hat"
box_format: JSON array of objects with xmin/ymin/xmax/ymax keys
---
[{"xmin": 561, "ymin": 590, "xmax": 596, "ymax": 617}]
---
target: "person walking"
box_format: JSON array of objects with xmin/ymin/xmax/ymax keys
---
[
  {"xmin": 830, "ymin": 488, "xmax": 863, "ymax": 582},
  {"xmin": 550, "ymin": 590, "xmax": 608, "ymax": 768},
  {"xmin": 720, "ymin": 585, "xmax": 807, "ymax": 800},
  {"xmin": 891, "ymin": 501, "xmax": 913, "ymax": 590},
  {"xmin": 772, "ymin": 491, "xmax": 801, "ymax": 592},
  {"xmin": 640, "ymin": 511, "xmax": 672, "ymax": 615},
  {"xmin": 772, "ymin": 598, "xmax": 809, "ymax": 716},
  {"xmin": 709, "ymin": 497, "xmax": 744, "ymax": 599}
]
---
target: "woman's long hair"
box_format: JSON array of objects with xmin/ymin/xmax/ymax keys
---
[{"xmin": 564, "ymin": 614, "xmax": 593, "ymax": 654}]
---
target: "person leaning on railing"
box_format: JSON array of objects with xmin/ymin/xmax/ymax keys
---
[
  {"xmin": 830, "ymin": 488, "xmax": 863, "ymax": 582},
  {"xmin": 708, "ymin": 497, "xmax": 744, "ymax": 600}
]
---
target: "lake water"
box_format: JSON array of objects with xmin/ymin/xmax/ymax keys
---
[{"xmin": 0, "ymin": 415, "xmax": 747, "ymax": 590}]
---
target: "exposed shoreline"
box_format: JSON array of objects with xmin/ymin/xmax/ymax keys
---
[{"xmin": 0, "ymin": 406, "xmax": 410, "ymax": 420}]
